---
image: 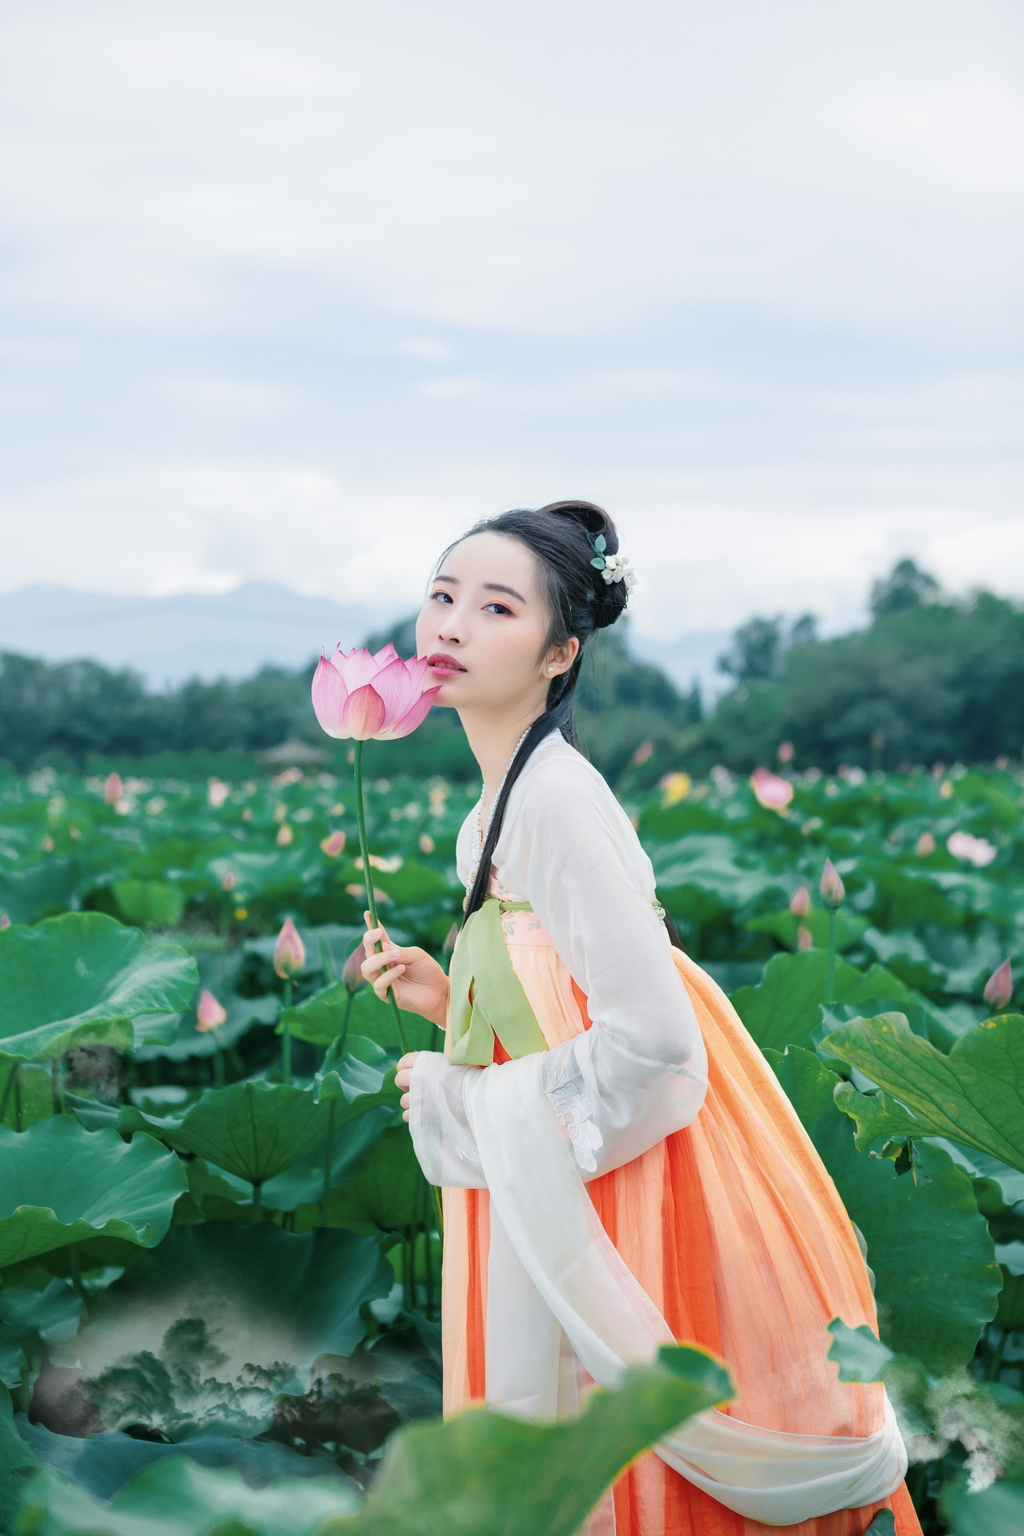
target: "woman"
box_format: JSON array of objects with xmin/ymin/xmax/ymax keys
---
[{"xmin": 361, "ymin": 501, "xmax": 920, "ymax": 1536}]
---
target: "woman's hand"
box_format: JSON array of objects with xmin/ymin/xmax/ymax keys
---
[
  {"xmin": 360, "ymin": 920, "xmax": 450, "ymax": 1027},
  {"xmin": 394, "ymin": 1051, "xmax": 421, "ymax": 1122}
]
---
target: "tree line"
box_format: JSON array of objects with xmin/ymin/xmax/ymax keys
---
[{"xmin": 0, "ymin": 561, "xmax": 1020, "ymax": 780}]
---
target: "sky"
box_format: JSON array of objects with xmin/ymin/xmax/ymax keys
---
[{"xmin": 1, "ymin": 0, "xmax": 1022, "ymax": 663}]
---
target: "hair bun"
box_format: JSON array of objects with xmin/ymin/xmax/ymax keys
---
[{"xmin": 538, "ymin": 500, "xmax": 628, "ymax": 630}]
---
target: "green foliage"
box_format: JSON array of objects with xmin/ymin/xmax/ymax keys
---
[
  {"xmin": 769, "ymin": 1048, "xmax": 1000, "ymax": 1371},
  {"xmin": 13, "ymin": 1345, "xmax": 731, "ymax": 1536},
  {"xmin": 732, "ymin": 949, "xmax": 916, "ymax": 1054},
  {"xmin": 824, "ymin": 1012, "xmax": 1024, "ymax": 1172},
  {"xmin": 0, "ymin": 1117, "xmax": 186, "ymax": 1268},
  {"xmin": 0, "ymin": 913, "xmax": 197, "ymax": 1062}
]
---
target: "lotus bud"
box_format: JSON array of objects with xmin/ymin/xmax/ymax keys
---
[
  {"xmin": 196, "ymin": 989, "xmax": 228, "ymax": 1031},
  {"xmin": 632, "ymin": 740, "xmax": 655, "ymax": 766},
  {"xmin": 419, "ymin": 832, "xmax": 435, "ymax": 855},
  {"xmin": 777, "ymin": 741, "xmax": 795, "ymax": 764},
  {"xmin": 796, "ymin": 924, "xmax": 813, "ymax": 951},
  {"xmin": 789, "ymin": 884, "xmax": 811, "ymax": 917},
  {"xmin": 984, "ymin": 958, "xmax": 1013, "ymax": 1013},
  {"xmin": 341, "ymin": 941, "xmax": 367, "ymax": 993},
  {"xmin": 750, "ymin": 767, "xmax": 793, "ymax": 811},
  {"xmin": 276, "ymin": 823, "xmax": 294, "ymax": 846},
  {"xmin": 221, "ymin": 870, "xmax": 236, "ymax": 892},
  {"xmin": 41, "ymin": 835, "xmax": 54, "ymax": 853},
  {"xmin": 819, "ymin": 859, "xmax": 845, "ymax": 909},
  {"xmin": 0, "ymin": 912, "xmax": 10, "ymax": 928},
  {"xmin": 274, "ymin": 917, "xmax": 306, "ymax": 979},
  {"xmin": 321, "ymin": 830, "xmax": 347, "ymax": 857},
  {"xmin": 915, "ymin": 832, "xmax": 935, "ymax": 857},
  {"xmin": 103, "ymin": 772, "xmax": 123, "ymax": 804}
]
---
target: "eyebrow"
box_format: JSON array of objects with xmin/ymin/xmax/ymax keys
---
[{"xmin": 434, "ymin": 574, "xmax": 528, "ymax": 604}]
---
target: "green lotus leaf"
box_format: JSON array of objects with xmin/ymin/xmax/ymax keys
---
[
  {"xmin": 0, "ymin": 1117, "xmax": 186, "ymax": 1268},
  {"xmin": 0, "ymin": 858, "xmax": 81, "ymax": 926},
  {"xmin": 0, "ymin": 913, "xmax": 198, "ymax": 1063},
  {"xmin": 731, "ymin": 949, "xmax": 915, "ymax": 1054},
  {"xmin": 281, "ymin": 982, "xmax": 433, "ymax": 1053},
  {"xmin": 314, "ymin": 1037, "xmax": 401, "ymax": 1111},
  {"xmin": 942, "ymin": 1472, "xmax": 1024, "ymax": 1536},
  {"xmin": 2, "ymin": 1383, "xmax": 42, "ymax": 1535},
  {"xmin": 15, "ymin": 1345, "xmax": 732, "ymax": 1536},
  {"xmin": 326, "ymin": 1124, "xmax": 422, "ymax": 1233},
  {"xmin": 824, "ymin": 1012, "xmax": 1024, "ymax": 1173},
  {"xmin": 770, "ymin": 1047, "xmax": 1000, "ymax": 1371},
  {"xmin": 115, "ymin": 1080, "xmax": 339, "ymax": 1189},
  {"xmin": 112, "ymin": 879, "xmax": 185, "ymax": 930},
  {"xmin": 1, "ymin": 1061, "xmax": 56, "ymax": 1132}
]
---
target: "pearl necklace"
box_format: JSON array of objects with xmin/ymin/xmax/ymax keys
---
[{"xmin": 468, "ymin": 726, "xmax": 532, "ymax": 892}]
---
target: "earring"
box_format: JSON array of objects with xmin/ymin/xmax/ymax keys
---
[{"xmin": 547, "ymin": 666, "xmax": 555, "ymax": 675}]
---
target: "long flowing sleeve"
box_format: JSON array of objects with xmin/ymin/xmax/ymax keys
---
[{"xmin": 409, "ymin": 734, "xmax": 707, "ymax": 1186}]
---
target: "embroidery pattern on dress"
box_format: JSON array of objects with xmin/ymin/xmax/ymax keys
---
[{"xmin": 544, "ymin": 1047, "xmax": 603, "ymax": 1173}]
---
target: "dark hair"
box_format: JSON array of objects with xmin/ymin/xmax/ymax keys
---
[{"xmin": 455, "ymin": 499, "xmax": 629, "ymax": 919}]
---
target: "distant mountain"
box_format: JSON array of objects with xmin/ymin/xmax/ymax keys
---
[{"xmin": 0, "ymin": 583, "xmax": 407, "ymax": 688}]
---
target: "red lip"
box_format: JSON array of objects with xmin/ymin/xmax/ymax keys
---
[{"xmin": 427, "ymin": 652, "xmax": 466, "ymax": 673}]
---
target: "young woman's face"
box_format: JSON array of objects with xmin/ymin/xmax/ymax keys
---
[{"xmin": 415, "ymin": 531, "xmax": 576, "ymax": 711}]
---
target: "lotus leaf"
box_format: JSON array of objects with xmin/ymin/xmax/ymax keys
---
[
  {"xmin": 112, "ymin": 879, "xmax": 185, "ymax": 930},
  {"xmin": 824, "ymin": 1012, "xmax": 1024, "ymax": 1172},
  {"xmin": 116, "ymin": 1080, "xmax": 337, "ymax": 1189},
  {"xmin": 282, "ymin": 982, "xmax": 433, "ymax": 1053},
  {"xmin": 770, "ymin": 1048, "xmax": 1000, "ymax": 1370},
  {"xmin": 731, "ymin": 949, "xmax": 915, "ymax": 1054},
  {"xmin": 2, "ymin": 1383, "xmax": 41, "ymax": 1534},
  {"xmin": 942, "ymin": 1474, "xmax": 1024, "ymax": 1536},
  {"xmin": 315, "ymin": 1037, "xmax": 401, "ymax": 1111},
  {"xmin": 0, "ymin": 859, "xmax": 81, "ymax": 927},
  {"xmin": 326, "ymin": 1124, "xmax": 422, "ymax": 1233},
  {"xmin": 1, "ymin": 1062, "xmax": 55, "ymax": 1132},
  {"xmin": 16, "ymin": 1345, "xmax": 732, "ymax": 1536},
  {"xmin": 0, "ymin": 913, "xmax": 197, "ymax": 1062},
  {"xmin": 0, "ymin": 1117, "xmax": 186, "ymax": 1268}
]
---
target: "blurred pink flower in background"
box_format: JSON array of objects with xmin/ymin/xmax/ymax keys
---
[
  {"xmin": 103, "ymin": 773, "xmax": 123, "ymax": 804},
  {"xmin": 196, "ymin": 990, "xmax": 228, "ymax": 1032},
  {"xmin": 796, "ymin": 925, "xmax": 813, "ymax": 950},
  {"xmin": 820, "ymin": 859, "xmax": 845, "ymax": 908},
  {"xmin": 276, "ymin": 824, "xmax": 294, "ymax": 846},
  {"xmin": 632, "ymin": 740, "xmax": 655, "ymax": 765},
  {"xmin": 341, "ymin": 941, "xmax": 367, "ymax": 993},
  {"xmin": 659, "ymin": 771, "xmax": 691, "ymax": 807},
  {"xmin": 749, "ymin": 767, "xmax": 793, "ymax": 810},
  {"xmin": 777, "ymin": 741, "xmax": 795, "ymax": 764},
  {"xmin": 947, "ymin": 831, "xmax": 998, "ymax": 867},
  {"xmin": 221, "ymin": 870, "xmax": 236, "ymax": 892},
  {"xmin": 321, "ymin": 830, "xmax": 347, "ymax": 857},
  {"xmin": 312, "ymin": 644, "xmax": 440, "ymax": 742},
  {"xmin": 274, "ymin": 916, "xmax": 306, "ymax": 979},
  {"xmin": 915, "ymin": 832, "xmax": 936, "ymax": 857},
  {"xmin": 983, "ymin": 958, "xmax": 1014, "ymax": 1012},
  {"xmin": 789, "ymin": 884, "xmax": 811, "ymax": 917},
  {"xmin": 0, "ymin": 912, "xmax": 10, "ymax": 929}
]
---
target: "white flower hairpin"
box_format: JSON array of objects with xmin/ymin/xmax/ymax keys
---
[{"xmin": 588, "ymin": 533, "xmax": 638, "ymax": 590}]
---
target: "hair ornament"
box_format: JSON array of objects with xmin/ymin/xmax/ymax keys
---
[{"xmin": 587, "ymin": 532, "xmax": 637, "ymax": 590}]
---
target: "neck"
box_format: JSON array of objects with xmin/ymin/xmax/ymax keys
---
[{"xmin": 458, "ymin": 702, "xmax": 548, "ymax": 803}]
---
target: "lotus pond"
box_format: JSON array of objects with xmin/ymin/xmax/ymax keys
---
[{"xmin": 2, "ymin": 755, "xmax": 1024, "ymax": 1535}]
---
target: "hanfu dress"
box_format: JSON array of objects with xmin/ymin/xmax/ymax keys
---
[{"xmin": 408, "ymin": 732, "xmax": 921, "ymax": 1536}]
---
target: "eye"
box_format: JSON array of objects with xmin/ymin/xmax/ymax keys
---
[
  {"xmin": 485, "ymin": 602, "xmax": 512, "ymax": 616},
  {"xmin": 430, "ymin": 590, "xmax": 453, "ymax": 604}
]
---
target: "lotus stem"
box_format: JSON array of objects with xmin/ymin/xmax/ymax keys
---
[
  {"xmin": 252, "ymin": 1181, "xmax": 263, "ymax": 1223},
  {"xmin": 0, "ymin": 1063, "xmax": 17, "ymax": 1127},
  {"xmin": 67, "ymin": 1244, "xmax": 86, "ymax": 1303},
  {"xmin": 51, "ymin": 1055, "xmax": 64, "ymax": 1115},
  {"xmin": 281, "ymin": 978, "xmax": 293, "ymax": 1083},
  {"xmin": 353, "ymin": 740, "xmax": 408, "ymax": 1053},
  {"xmin": 825, "ymin": 909, "xmax": 837, "ymax": 1008},
  {"xmin": 213, "ymin": 1034, "xmax": 225, "ymax": 1090},
  {"xmin": 987, "ymin": 1327, "xmax": 1009, "ymax": 1381},
  {"xmin": 320, "ymin": 1101, "xmax": 336, "ymax": 1225},
  {"xmin": 338, "ymin": 990, "xmax": 356, "ymax": 1058}
]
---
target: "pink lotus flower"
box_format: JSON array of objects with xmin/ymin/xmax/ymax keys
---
[
  {"xmin": 274, "ymin": 916, "xmax": 306, "ymax": 979},
  {"xmin": 984, "ymin": 958, "xmax": 1013, "ymax": 1012},
  {"xmin": 221, "ymin": 870, "xmax": 236, "ymax": 892},
  {"xmin": 789, "ymin": 884, "xmax": 811, "ymax": 917},
  {"xmin": 0, "ymin": 912, "xmax": 10, "ymax": 929},
  {"xmin": 777, "ymin": 741, "xmax": 795, "ymax": 764},
  {"xmin": 321, "ymin": 830, "xmax": 347, "ymax": 857},
  {"xmin": 820, "ymin": 859, "xmax": 845, "ymax": 909},
  {"xmin": 103, "ymin": 773, "xmax": 123, "ymax": 804},
  {"xmin": 196, "ymin": 989, "xmax": 228, "ymax": 1032},
  {"xmin": 750, "ymin": 767, "xmax": 793, "ymax": 811},
  {"xmin": 312, "ymin": 643, "xmax": 440, "ymax": 742},
  {"xmin": 796, "ymin": 924, "xmax": 813, "ymax": 951},
  {"xmin": 915, "ymin": 832, "xmax": 936, "ymax": 857},
  {"xmin": 632, "ymin": 740, "xmax": 655, "ymax": 765},
  {"xmin": 341, "ymin": 941, "xmax": 367, "ymax": 994},
  {"xmin": 947, "ymin": 831, "xmax": 998, "ymax": 867}
]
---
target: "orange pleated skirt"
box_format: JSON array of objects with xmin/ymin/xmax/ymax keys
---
[{"xmin": 441, "ymin": 936, "xmax": 922, "ymax": 1536}]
